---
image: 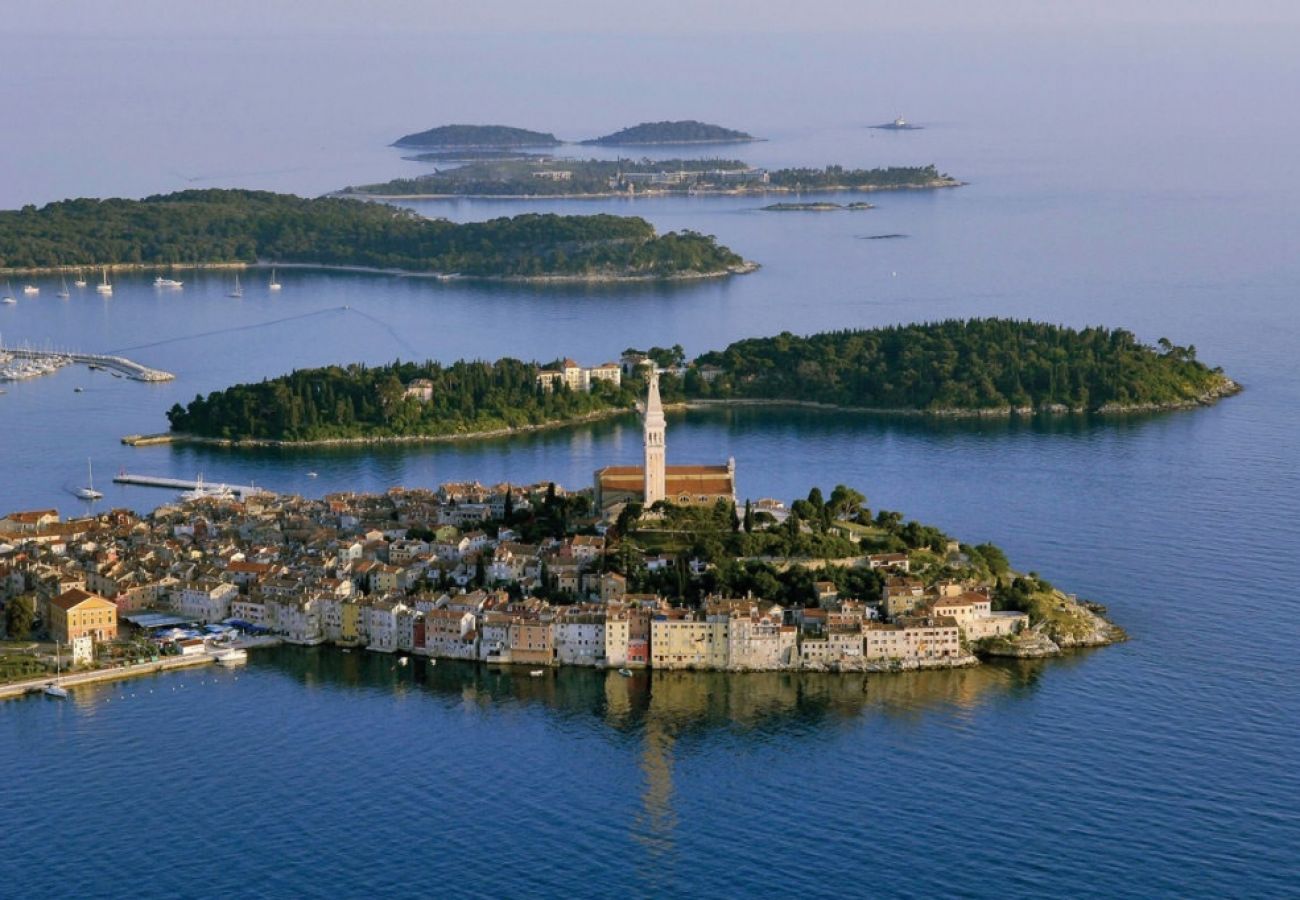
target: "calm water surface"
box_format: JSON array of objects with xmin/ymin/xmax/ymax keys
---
[{"xmin": 3, "ymin": 25, "xmax": 1300, "ymax": 899}]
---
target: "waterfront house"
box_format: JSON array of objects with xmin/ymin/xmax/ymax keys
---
[{"xmin": 48, "ymin": 588, "xmax": 118, "ymax": 645}]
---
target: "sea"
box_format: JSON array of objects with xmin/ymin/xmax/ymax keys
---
[{"xmin": 2, "ymin": 23, "xmax": 1299, "ymax": 899}]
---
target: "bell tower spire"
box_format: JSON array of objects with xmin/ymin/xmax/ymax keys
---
[{"xmin": 643, "ymin": 370, "xmax": 666, "ymax": 506}]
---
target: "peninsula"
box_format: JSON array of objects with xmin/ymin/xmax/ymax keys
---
[
  {"xmin": 582, "ymin": 120, "xmax": 758, "ymax": 145},
  {"xmin": 159, "ymin": 320, "xmax": 1238, "ymax": 446},
  {"xmin": 392, "ymin": 124, "xmax": 562, "ymax": 149},
  {"xmin": 0, "ymin": 189, "xmax": 749, "ymax": 281},
  {"xmin": 344, "ymin": 160, "xmax": 960, "ymax": 199},
  {"xmin": 0, "ymin": 476, "xmax": 1122, "ymax": 688}
]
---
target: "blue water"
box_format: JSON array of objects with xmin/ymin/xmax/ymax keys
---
[{"xmin": 4, "ymin": 22, "xmax": 1300, "ymax": 899}]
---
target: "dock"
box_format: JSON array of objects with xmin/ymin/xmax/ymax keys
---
[
  {"xmin": 2, "ymin": 346, "xmax": 174, "ymax": 382},
  {"xmin": 112, "ymin": 473, "xmax": 273, "ymax": 499}
]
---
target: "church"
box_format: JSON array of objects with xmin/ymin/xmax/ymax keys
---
[{"xmin": 593, "ymin": 371, "xmax": 737, "ymax": 511}]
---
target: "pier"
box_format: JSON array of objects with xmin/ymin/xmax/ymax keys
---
[
  {"xmin": 112, "ymin": 473, "xmax": 273, "ymax": 499},
  {"xmin": 1, "ymin": 345, "xmax": 174, "ymax": 382}
]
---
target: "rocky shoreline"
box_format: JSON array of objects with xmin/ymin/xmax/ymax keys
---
[{"xmin": 340, "ymin": 178, "xmax": 963, "ymax": 201}]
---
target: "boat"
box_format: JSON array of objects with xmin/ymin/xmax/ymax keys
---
[
  {"xmin": 529, "ymin": 669, "xmax": 545, "ymax": 677},
  {"xmin": 213, "ymin": 648, "xmax": 248, "ymax": 666},
  {"xmin": 228, "ymin": 274, "xmax": 243, "ymax": 298},
  {"xmin": 73, "ymin": 270, "xmax": 87, "ymax": 288},
  {"xmin": 618, "ymin": 668, "xmax": 633, "ymax": 677},
  {"xmin": 1, "ymin": 297, "xmax": 14, "ymax": 306},
  {"xmin": 57, "ymin": 277, "xmax": 70, "ymax": 299},
  {"xmin": 178, "ymin": 474, "xmax": 235, "ymax": 502},
  {"xmin": 73, "ymin": 387, "xmax": 84, "ymax": 393},
  {"xmin": 44, "ymin": 642, "xmax": 69, "ymax": 698},
  {"xmin": 2, "ymin": 282, "xmax": 15, "ymax": 303},
  {"xmin": 268, "ymin": 268, "xmax": 281, "ymax": 291},
  {"xmin": 22, "ymin": 284, "xmax": 39, "ymax": 295},
  {"xmin": 153, "ymin": 276, "xmax": 184, "ymax": 289},
  {"xmin": 398, "ymin": 656, "xmax": 409, "ymax": 667},
  {"xmin": 76, "ymin": 458, "xmax": 104, "ymax": 500},
  {"xmin": 96, "ymin": 267, "xmax": 113, "ymax": 295},
  {"xmin": 428, "ymin": 659, "xmax": 437, "ymax": 667},
  {"xmin": 306, "ymin": 471, "xmax": 318, "ymax": 478},
  {"xmin": 872, "ymin": 115, "xmax": 922, "ymax": 131}
]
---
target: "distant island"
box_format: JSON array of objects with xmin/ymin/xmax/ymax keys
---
[
  {"xmin": 344, "ymin": 160, "xmax": 961, "ymax": 199},
  {"xmin": 0, "ymin": 189, "xmax": 750, "ymax": 281},
  {"xmin": 582, "ymin": 120, "xmax": 758, "ymax": 145},
  {"xmin": 158, "ymin": 320, "xmax": 1238, "ymax": 445},
  {"xmin": 762, "ymin": 202, "xmax": 875, "ymax": 212},
  {"xmin": 392, "ymin": 124, "xmax": 562, "ymax": 150}
]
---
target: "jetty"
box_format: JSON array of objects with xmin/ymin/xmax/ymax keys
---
[
  {"xmin": 0, "ymin": 344, "xmax": 174, "ymax": 382},
  {"xmin": 112, "ymin": 473, "xmax": 273, "ymax": 499}
]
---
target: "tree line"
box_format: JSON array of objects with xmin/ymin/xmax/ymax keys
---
[{"xmin": 0, "ymin": 189, "xmax": 743, "ymax": 278}]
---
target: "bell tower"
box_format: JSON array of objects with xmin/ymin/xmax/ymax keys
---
[{"xmin": 643, "ymin": 370, "xmax": 666, "ymax": 506}]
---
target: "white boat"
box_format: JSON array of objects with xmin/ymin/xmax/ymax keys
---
[
  {"xmin": 228, "ymin": 274, "xmax": 243, "ymax": 298},
  {"xmin": 96, "ymin": 267, "xmax": 113, "ymax": 295},
  {"xmin": 22, "ymin": 284, "xmax": 39, "ymax": 295},
  {"xmin": 268, "ymin": 268, "xmax": 281, "ymax": 291},
  {"xmin": 154, "ymin": 276, "xmax": 184, "ymax": 289},
  {"xmin": 57, "ymin": 277, "xmax": 71, "ymax": 299},
  {"xmin": 306, "ymin": 471, "xmax": 318, "ymax": 478},
  {"xmin": 529, "ymin": 669, "xmax": 545, "ymax": 677},
  {"xmin": 178, "ymin": 474, "xmax": 235, "ymax": 502},
  {"xmin": 2, "ymin": 282, "xmax": 15, "ymax": 303},
  {"xmin": 1, "ymin": 297, "xmax": 15, "ymax": 306},
  {"xmin": 618, "ymin": 668, "xmax": 633, "ymax": 677},
  {"xmin": 73, "ymin": 270, "xmax": 87, "ymax": 288},
  {"xmin": 44, "ymin": 641, "xmax": 69, "ymax": 697},
  {"xmin": 213, "ymin": 648, "xmax": 248, "ymax": 666},
  {"xmin": 75, "ymin": 458, "xmax": 104, "ymax": 500},
  {"xmin": 398, "ymin": 656, "xmax": 409, "ymax": 667}
]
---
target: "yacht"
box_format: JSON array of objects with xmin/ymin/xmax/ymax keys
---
[
  {"xmin": 22, "ymin": 284, "xmax": 39, "ymax": 296},
  {"xmin": 228, "ymin": 274, "xmax": 243, "ymax": 298},
  {"xmin": 96, "ymin": 267, "xmax": 113, "ymax": 295},
  {"xmin": 214, "ymin": 648, "xmax": 248, "ymax": 666},
  {"xmin": 73, "ymin": 270, "xmax": 88, "ymax": 288},
  {"xmin": 268, "ymin": 268, "xmax": 282, "ymax": 291},
  {"xmin": 178, "ymin": 475, "xmax": 235, "ymax": 502},
  {"xmin": 2, "ymin": 282, "xmax": 15, "ymax": 303},
  {"xmin": 57, "ymin": 277, "xmax": 71, "ymax": 299},
  {"xmin": 1, "ymin": 297, "xmax": 15, "ymax": 306},
  {"xmin": 75, "ymin": 458, "xmax": 104, "ymax": 500},
  {"xmin": 154, "ymin": 276, "xmax": 184, "ymax": 289},
  {"xmin": 44, "ymin": 641, "xmax": 69, "ymax": 698}
]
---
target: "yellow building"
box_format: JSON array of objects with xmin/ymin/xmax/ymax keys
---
[
  {"xmin": 650, "ymin": 614, "xmax": 728, "ymax": 670},
  {"xmin": 341, "ymin": 600, "xmax": 365, "ymax": 644},
  {"xmin": 49, "ymin": 588, "xmax": 117, "ymax": 645}
]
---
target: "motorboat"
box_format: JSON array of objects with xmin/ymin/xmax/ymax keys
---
[
  {"xmin": 154, "ymin": 276, "xmax": 184, "ymax": 288},
  {"xmin": 529, "ymin": 669, "xmax": 545, "ymax": 677},
  {"xmin": 618, "ymin": 668, "xmax": 633, "ymax": 677},
  {"xmin": 22, "ymin": 284, "xmax": 39, "ymax": 295},
  {"xmin": 213, "ymin": 648, "xmax": 248, "ymax": 666}
]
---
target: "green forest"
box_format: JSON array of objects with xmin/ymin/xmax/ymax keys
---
[
  {"xmin": 167, "ymin": 359, "xmax": 647, "ymax": 441},
  {"xmin": 392, "ymin": 124, "xmax": 562, "ymax": 148},
  {"xmin": 351, "ymin": 160, "xmax": 954, "ymax": 197},
  {"xmin": 583, "ymin": 120, "xmax": 756, "ymax": 144},
  {"xmin": 0, "ymin": 189, "xmax": 744, "ymax": 278},
  {"xmin": 689, "ymin": 320, "xmax": 1233, "ymax": 411},
  {"xmin": 167, "ymin": 320, "xmax": 1235, "ymax": 443}
]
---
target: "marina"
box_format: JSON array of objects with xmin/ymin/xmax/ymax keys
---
[
  {"xmin": 0, "ymin": 343, "xmax": 174, "ymax": 382},
  {"xmin": 111, "ymin": 472, "xmax": 272, "ymax": 499}
]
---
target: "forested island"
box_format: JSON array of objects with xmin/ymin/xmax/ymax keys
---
[
  {"xmin": 161, "ymin": 320, "xmax": 1238, "ymax": 445},
  {"xmin": 0, "ymin": 189, "xmax": 748, "ymax": 280},
  {"xmin": 392, "ymin": 124, "xmax": 562, "ymax": 149},
  {"xmin": 345, "ymin": 160, "xmax": 960, "ymax": 198},
  {"xmin": 582, "ymin": 120, "xmax": 757, "ymax": 145}
]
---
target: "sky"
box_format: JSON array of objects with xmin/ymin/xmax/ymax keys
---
[{"xmin": 5, "ymin": 0, "xmax": 1300, "ymax": 38}]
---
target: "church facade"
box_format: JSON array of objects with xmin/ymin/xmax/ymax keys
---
[{"xmin": 593, "ymin": 371, "xmax": 737, "ymax": 511}]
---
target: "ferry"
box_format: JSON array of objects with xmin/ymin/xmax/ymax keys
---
[{"xmin": 154, "ymin": 276, "xmax": 184, "ymax": 289}]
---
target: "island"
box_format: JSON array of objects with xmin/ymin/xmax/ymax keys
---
[
  {"xmin": 391, "ymin": 124, "xmax": 562, "ymax": 150},
  {"xmin": 0, "ymin": 189, "xmax": 750, "ymax": 281},
  {"xmin": 157, "ymin": 320, "xmax": 1238, "ymax": 448},
  {"xmin": 762, "ymin": 202, "xmax": 875, "ymax": 212},
  {"xmin": 0, "ymin": 478, "xmax": 1124, "ymax": 691},
  {"xmin": 343, "ymin": 160, "xmax": 961, "ymax": 199},
  {"xmin": 582, "ymin": 120, "xmax": 758, "ymax": 145}
]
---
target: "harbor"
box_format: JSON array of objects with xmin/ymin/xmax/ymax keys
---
[
  {"xmin": 111, "ymin": 472, "xmax": 273, "ymax": 500},
  {"xmin": 0, "ymin": 344, "xmax": 175, "ymax": 382}
]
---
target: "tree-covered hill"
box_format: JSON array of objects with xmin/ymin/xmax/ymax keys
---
[
  {"xmin": 0, "ymin": 189, "xmax": 746, "ymax": 279},
  {"xmin": 583, "ymin": 120, "xmax": 756, "ymax": 145},
  {"xmin": 392, "ymin": 124, "xmax": 562, "ymax": 149},
  {"xmin": 690, "ymin": 320, "xmax": 1236, "ymax": 412}
]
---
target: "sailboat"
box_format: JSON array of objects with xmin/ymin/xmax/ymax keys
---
[
  {"xmin": 57, "ymin": 276, "xmax": 71, "ymax": 299},
  {"xmin": 228, "ymin": 273, "xmax": 243, "ymax": 298},
  {"xmin": 76, "ymin": 458, "xmax": 104, "ymax": 500},
  {"xmin": 2, "ymin": 281, "xmax": 16, "ymax": 304},
  {"xmin": 44, "ymin": 641, "xmax": 69, "ymax": 698},
  {"xmin": 96, "ymin": 267, "xmax": 113, "ymax": 295},
  {"xmin": 73, "ymin": 269, "xmax": 88, "ymax": 288},
  {"xmin": 268, "ymin": 268, "xmax": 281, "ymax": 291}
]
